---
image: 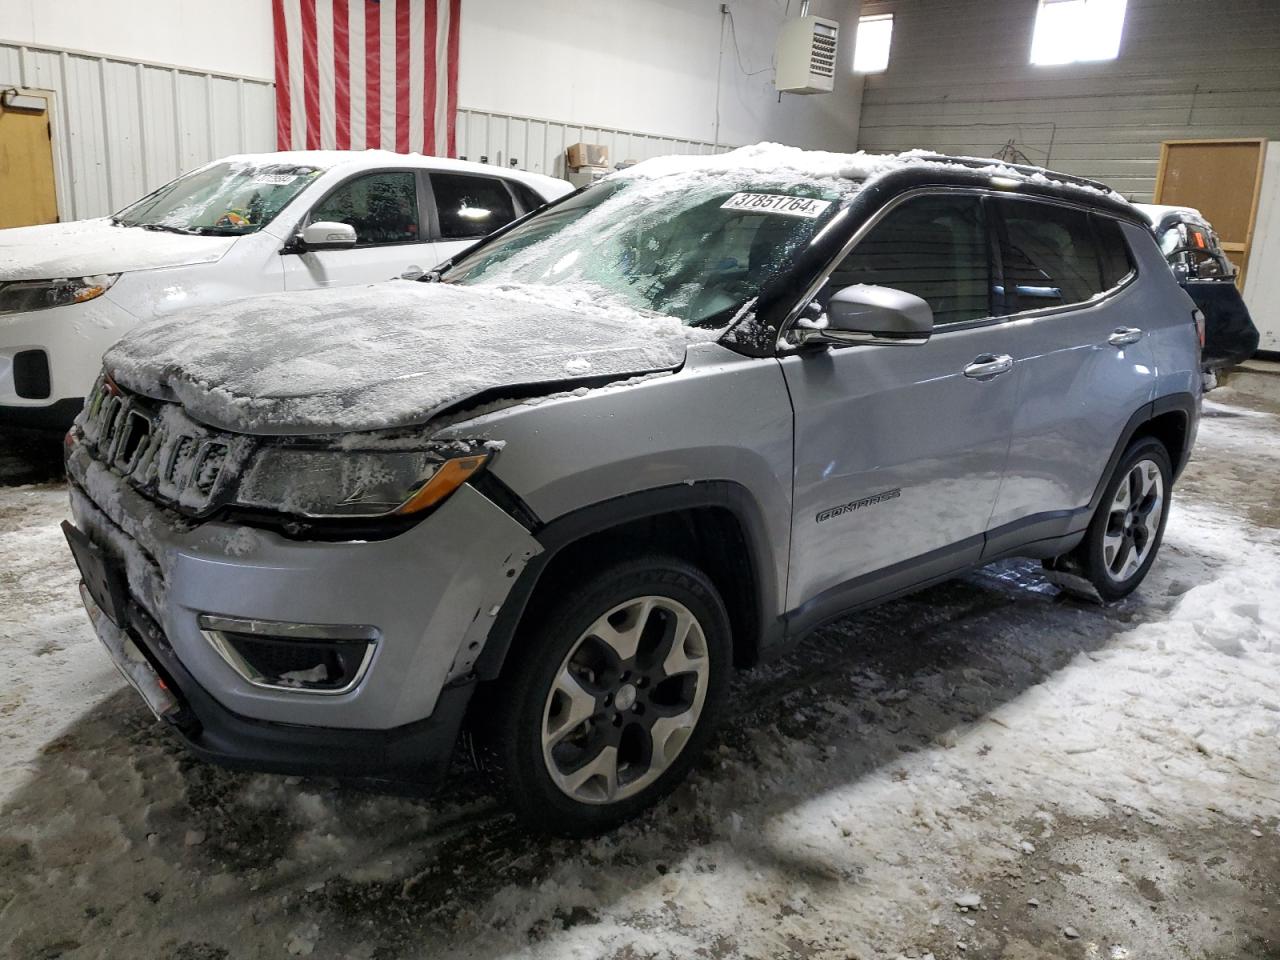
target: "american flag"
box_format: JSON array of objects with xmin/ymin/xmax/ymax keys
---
[{"xmin": 272, "ymin": 0, "xmax": 461, "ymax": 156}]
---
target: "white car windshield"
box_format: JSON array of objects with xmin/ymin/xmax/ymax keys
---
[
  {"xmin": 441, "ymin": 173, "xmax": 855, "ymax": 328},
  {"xmin": 114, "ymin": 162, "xmax": 323, "ymax": 236}
]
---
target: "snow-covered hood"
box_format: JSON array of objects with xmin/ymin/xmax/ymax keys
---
[
  {"xmin": 104, "ymin": 281, "xmax": 695, "ymax": 435},
  {"xmin": 0, "ymin": 218, "xmax": 237, "ymax": 281}
]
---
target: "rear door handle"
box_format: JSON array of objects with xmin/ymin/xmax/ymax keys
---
[
  {"xmin": 963, "ymin": 354, "xmax": 1015, "ymax": 380},
  {"xmin": 1108, "ymin": 326, "xmax": 1143, "ymax": 346}
]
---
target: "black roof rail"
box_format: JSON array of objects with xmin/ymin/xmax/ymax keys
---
[{"xmin": 906, "ymin": 152, "xmax": 1117, "ymax": 196}]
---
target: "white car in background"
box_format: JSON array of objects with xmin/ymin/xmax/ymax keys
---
[{"xmin": 0, "ymin": 151, "xmax": 572, "ymax": 431}]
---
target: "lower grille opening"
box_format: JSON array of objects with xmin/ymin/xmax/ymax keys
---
[
  {"xmin": 14, "ymin": 349, "xmax": 51, "ymax": 399},
  {"xmin": 198, "ymin": 616, "xmax": 376, "ymax": 694}
]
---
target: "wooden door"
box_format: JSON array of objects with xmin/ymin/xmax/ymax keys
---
[
  {"xmin": 0, "ymin": 90, "xmax": 58, "ymax": 229},
  {"xmin": 1155, "ymin": 138, "xmax": 1267, "ymax": 289}
]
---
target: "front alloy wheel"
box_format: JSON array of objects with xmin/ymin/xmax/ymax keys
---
[
  {"xmin": 541, "ymin": 596, "xmax": 710, "ymax": 804},
  {"xmin": 477, "ymin": 554, "xmax": 731, "ymax": 836}
]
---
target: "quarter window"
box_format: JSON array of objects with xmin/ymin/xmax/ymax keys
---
[
  {"xmin": 1093, "ymin": 215, "xmax": 1134, "ymax": 289},
  {"xmin": 432, "ymin": 174, "xmax": 519, "ymax": 240},
  {"xmin": 827, "ymin": 194, "xmax": 991, "ymax": 326},
  {"xmin": 509, "ymin": 180, "xmax": 548, "ymax": 216},
  {"xmin": 996, "ymin": 199, "xmax": 1100, "ymax": 311},
  {"xmin": 310, "ymin": 172, "xmax": 420, "ymax": 246}
]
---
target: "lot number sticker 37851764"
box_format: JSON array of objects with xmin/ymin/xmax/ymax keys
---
[{"xmin": 720, "ymin": 193, "xmax": 833, "ymax": 219}]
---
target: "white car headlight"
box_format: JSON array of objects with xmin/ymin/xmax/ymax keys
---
[
  {"xmin": 0, "ymin": 274, "xmax": 119, "ymax": 315},
  {"xmin": 233, "ymin": 446, "xmax": 492, "ymax": 519}
]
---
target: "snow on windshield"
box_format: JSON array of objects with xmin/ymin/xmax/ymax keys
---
[
  {"xmin": 115, "ymin": 161, "xmax": 324, "ymax": 236},
  {"xmin": 447, "ymin": 171, "xmax": 857, "ymax": 329}
]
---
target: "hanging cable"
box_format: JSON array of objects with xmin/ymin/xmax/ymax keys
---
[{"xmin": 725, "ymin": 7, "xmax": 773, "ymax": 77}]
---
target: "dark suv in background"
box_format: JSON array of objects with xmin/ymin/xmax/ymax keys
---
[{"xmin": 1138, "ymin": 203, "xmax": 1260, "ymax": 370}]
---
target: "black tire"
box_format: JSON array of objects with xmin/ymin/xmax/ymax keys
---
[
  {"xmin": 1048, "ymin": 436, "xmax": 1173, "ymax": 602},
  {"xmin": 474, "ymin": 554, "xmax": 732, "ymax": 836}
]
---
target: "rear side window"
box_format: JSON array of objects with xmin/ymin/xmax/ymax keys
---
[
  {"xmin": 827, "ymin": 193, "xmax": 991, "ymax": 326},
  {"xmin": 996, "ymin": 199, "xmax": 1100, "ymax": 311},
  {"xmin": 509, "ymin": 180, "xmax": 548, "ymax": 215},
  {"xmin": 310, "ymin": 171, "xmax": 420, "ymax": 246},
  {"xmin": 432, "ymin": 173, "xmax": 518, "ymax": 239},
  {"xmin": 1093, "ymin": 215, "xmax": 1134, "ymax": 289}
]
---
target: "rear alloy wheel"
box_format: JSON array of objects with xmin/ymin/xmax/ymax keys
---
[
  {"xmin": 1100, "ymin": 457, "xmax": 1165, "ymax": 584},
  {"xmin": 478, "ymin": 555, "xmax": 730, "ymax": 835},
  {"xmin": 1048, "ymin": 436, "xmax": 1173, "ymax": 602}
]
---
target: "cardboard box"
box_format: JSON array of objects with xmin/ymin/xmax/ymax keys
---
[
  {"xmin": 567, "ymin": 165, "xmax": 611, "ymax": 189},
  {"xmin": 567, "ymin": 142, "xmax": 609, "ymax": 169}
]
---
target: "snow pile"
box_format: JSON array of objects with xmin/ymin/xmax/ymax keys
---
[
  {"xmin": 0, "ymin": 218, "xmax": 236, "ymax": 282},
  {"xmin": 104, "ymin": 281, "xmax": 694, "ymax": 434}
]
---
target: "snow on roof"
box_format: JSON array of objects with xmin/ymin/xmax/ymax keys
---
[
  {"xmin": 615, "ymin": 142, "xmax": 1122, "ymax": 203},
  {"xmin": 1134, "ymin": 202, "xmax": 1208, "ymax": 228},
  {"xmin": 204, "ymin": 149, "xmax": 572, "ymax": 195},
  {"xmin": 104, "ymin": 281, "xmax": 699, "ymax": 435}
]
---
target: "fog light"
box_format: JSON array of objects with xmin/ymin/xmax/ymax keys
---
[
  {"xmin": 14, "ymin": 349, "xmax": 51, "ymax": 399},
  {"xmin": 198, "ymin": 615, "xmax": 377, "ymax": 694}
]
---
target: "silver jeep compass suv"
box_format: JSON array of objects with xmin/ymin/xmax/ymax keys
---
[{"xmin": 63, "ymin": 145, "xmax": 1201, "ymax": 835}]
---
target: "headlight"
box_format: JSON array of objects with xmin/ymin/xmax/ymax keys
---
[
  {"xmin": 0, "ymin": 274, "xmax": 119, "ymax": 315},
  {"xmin": 233, "ymin": 446, "xmax": 492, "ymax": 519}
]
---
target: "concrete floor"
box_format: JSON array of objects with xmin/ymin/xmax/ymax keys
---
[{"xmin": 0, "ymin": 385, "xmax": 1277, "ymax": 960}]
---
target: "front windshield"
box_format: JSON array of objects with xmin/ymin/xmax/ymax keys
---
[
  {"xmin": 441, "ymin": 172, "xmax": 856, "ymax": 328},
  {"xmin": 114, "ymin": 162, "xmax": 323, "ymax": 236}
]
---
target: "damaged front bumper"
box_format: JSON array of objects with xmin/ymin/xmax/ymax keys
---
[{"xmin": 63, "ymin": 433, "xmax": 542, "ymax": 781}]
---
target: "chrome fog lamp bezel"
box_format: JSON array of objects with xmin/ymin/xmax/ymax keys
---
[{"xmin": 197, "ymin": 614, "xmax": 378, "ymax": 696}]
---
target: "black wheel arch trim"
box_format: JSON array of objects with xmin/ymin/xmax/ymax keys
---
[
  {"xmin": 1089, "ymin": 392, "xmax": 1197, "ymax": 512},
  {"xmin": 474, "ymin": 480, "xmax": 784, "ymax": 682}
]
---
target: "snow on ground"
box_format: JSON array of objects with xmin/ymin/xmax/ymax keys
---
[
  {"xmin": 0, "ymin": 484, "xmax": 119, "ymax": 797},
  {"xmin": 0, "ymin": 388, "xmax": 1277, "ymax": 959}
]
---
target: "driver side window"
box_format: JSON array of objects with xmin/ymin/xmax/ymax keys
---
[
  {"xmin": 827, "ymin": 194, "xmax": 991, "ymax": 326},
  {"xmin": 310, "ymin": 172, "xmax": 420, "ymax": 246}
]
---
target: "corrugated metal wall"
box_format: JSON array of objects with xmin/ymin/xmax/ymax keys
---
[
  {"xmin": 0, "ymin": 41, "xmax": 275, "ymax": 221},
  {"xmin": 856, "ymin": 0, "xmax": 1280, "ymax": 201},
  {"xmin": 0, "ymin": 39, "xmax": 728, "ymax": 223},
  {"xmin": 457, "ymin": 108, "xmax": 730, "ymax": 179}
]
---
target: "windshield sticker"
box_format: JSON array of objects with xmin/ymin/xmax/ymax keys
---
[
  {"xmin": 720, "ymin": 193, "xmax": 832, "ymax": 219},
  {"xmin": 252, "ymin": 173, "xmax": 299, "ymax": 186}
]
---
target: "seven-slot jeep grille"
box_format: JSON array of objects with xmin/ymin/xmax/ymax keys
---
[{"xmin": 80, "ymin": 376, "xmax": 251, "ymax": 515}]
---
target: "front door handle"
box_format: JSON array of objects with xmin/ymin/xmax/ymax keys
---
[
  {"xmin": 1108, "ymin": 326, "xmax": 1143, "ymax": 346},
  {"xmin": 963, "ymin": 354, "xmax": 1015, "ymax": 380}
]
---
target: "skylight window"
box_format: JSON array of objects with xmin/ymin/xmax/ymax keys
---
[
  {"xmin": 1030, "ymin": 0, "xmax": 1128, "ymax": 65},
  {"xmin": 853, "ymin": 14, "xmax": 893, "ymax": 73}
]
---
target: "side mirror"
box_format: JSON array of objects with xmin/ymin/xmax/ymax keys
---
[
  {"xmin": 299, "ymin": 221, "xmax": 357, "ymax": 251},
  {"xmin": 795, "ymin": 284, "xmax": 934, "ymax": 347}
]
